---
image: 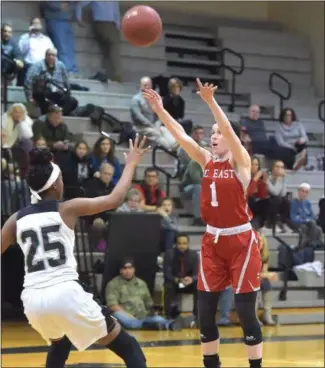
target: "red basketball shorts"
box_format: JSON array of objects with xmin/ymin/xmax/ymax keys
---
[{"xmin": 198, "ymin": 229, "xmax": 262, "ymax": 293}]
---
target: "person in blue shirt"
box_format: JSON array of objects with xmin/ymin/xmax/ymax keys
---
[
  {"xmin": 88, "ymin": 136, "xmax": 121, "ymax": 186},
  {"xmin": 290, "ymin": 182, "xmax": 316, "ymax": 226}
]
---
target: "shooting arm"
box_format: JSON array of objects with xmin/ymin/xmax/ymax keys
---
[{"xmin": 1, "ymin": 213, "xmax": 17, "ymax": 254}]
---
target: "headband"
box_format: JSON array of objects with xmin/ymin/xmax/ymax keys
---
[{"xmin": 30, "ymin": 162, "xmax": 61, "ymax": 204}]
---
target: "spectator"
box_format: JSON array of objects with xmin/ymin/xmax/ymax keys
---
[
  {"xmin": 135, "ymin": 167, "xmax": 166, "ymax": 212},
  {"xmin": 163, "ymin": 78, "xmax": 193, "ymax": 135},
  {"xmin": 106, "ymin": 258, "xmax": 183, "ymax": 330},
  {"xmin": 33, "ymin": 136, "xmax": 48, "ymax": 150},
  {"xmin": 1, "ymin": 103, "xmax": 33, "ymax": 153},
  {"xmin": 248, "ymin": 156, "xmax": 269, "ymax": 230},
  {"xmin": 59, "ymin": 140, "xmax": 93, "ymax": 199},
  {"xmin": 88, "ymin": 136, "xmax": 121, "ymax": 185},
  {"xmin": 217, "ymin": 287, "xmax": 233, "ymax": 326},
  {"xmin": 180, "ymin": 159, "xmax": 204, "ymax": 226},
  {"xmin": 17, "ymin": 17, "xmax": 54, "ymax": 86},
  {"xmin": 178, "ymin": 125, "xmax": 207, "ymax": 176},
  {"xmin": 85, "ymin": 162, "xmax": 116, "ymax": 251},
  {"xmin": 1, "ymin": 23, "xmax": 24, "ymax": 78},
  {"xmin": 318, "ymin": 197, "xmax": 325, "ymax": 234},
  {"xmin": 265, "ymin": 160, "xmax": 291, "ymax": 233},
  {"xmin": 275, "ymin": 108, "xmax": 308, "ymax": 170},
  {"xmin": 290, "ymin": 183, "xmax": 323, "ymax": 246},
  {"xmin": 163, "ymin": 233, "xmax": 198, "ymax": 325},
  {"xmin": 240, "ymin": 105, "xmax": 270, "ymax": 157},
  {"xmin": 32, "ymin": 104, "xmax": 73, "ymax": 150},
  {"xmin": 42, "ymin": 1, "xmax": 79, "ymax": 75},
  {"xmin": 24, "ymin": 48, "xmax": 78, "ymax": 115},
  {"xmin": 157, "ymin": 197, "xmax": 179, "ymax": 252},
  {"xmin": 130, "ymin": 76, "xmax": 178, "ymax": 151},
  {"xmin": 116, "ymin": 188, "xmax": 144, "ymax": 213},
  {"xmin": 76, "ymin": 1, "xmax": 121, "ymax": 81},
  {"xmin": 256, "ymin": 232, "xmax": 276, "ymax": 325}
]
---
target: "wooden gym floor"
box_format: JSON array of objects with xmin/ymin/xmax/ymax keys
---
[{"xmin": 1, "ymin": 320, "xmax": 324, "ymax": 367}]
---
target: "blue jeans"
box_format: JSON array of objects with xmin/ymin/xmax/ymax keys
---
[
  {"xmin": 46, "ymin": 19, "xmax": 78, "ymax": 73},
  {"xmin": 112, "ymin": 311, "xmax": 171, "ymax": 330},
  {"xmin": 218, "ymin": 287, "xmax": 233, "ymax": 324},
  {"xmin": 183, "ymin": 184, "xmax": 201, "ymax": 219}
]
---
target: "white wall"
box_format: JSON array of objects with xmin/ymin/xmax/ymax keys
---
[{"xmin": 268, "ymin": 1, "xmax": 325, "ymax": 98}]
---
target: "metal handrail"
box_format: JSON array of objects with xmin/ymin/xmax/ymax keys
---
[
  {"xmin": 268, "ymin": 72, "xmax": 292, "ymax": 114},
  {"xmin": 220, "ymin": 47, "xmax": 245, "ymax": 112},
  {"xmin": 318, "ymin": 100, "xmax": 325, "ymax": 123},
  {"xmin": 152, "ymin": 145, "xmax": 180, "ymax": 197}
]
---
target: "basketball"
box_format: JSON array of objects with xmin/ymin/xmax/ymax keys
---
[{"xmin": 122, "ymin": 5, "xmax": 162, "ymax": 47}]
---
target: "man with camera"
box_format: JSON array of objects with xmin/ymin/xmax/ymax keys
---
[{"xmin": 24, "ymin": 48, "xmax": 78, "ymax": 115}]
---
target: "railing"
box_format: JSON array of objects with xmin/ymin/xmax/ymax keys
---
[
  {"xmin": 318, "ymin": 100, "xmax": 325, "ymax": 123},
  {"xmin": 152, "ymin": 145, "xmax": 180, "ymax": 197},
  {"xmin": 268, "ymin": 72, "xmax": 292, "ymax": 114},
  {"xmin": 220, "ymin": 48, "xmax": 245, "ymax": 113}
]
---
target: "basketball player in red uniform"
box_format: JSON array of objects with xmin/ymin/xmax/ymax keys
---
[{"xmin": 144, "ymin": 80, "xmax": 263, "ymax": 368}]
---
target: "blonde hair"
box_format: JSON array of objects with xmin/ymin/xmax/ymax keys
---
[{"xmin": 7, "ymin": 103, "xmax": 27, "ymax": 119}]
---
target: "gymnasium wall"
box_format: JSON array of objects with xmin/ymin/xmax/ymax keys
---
[{"xmin": 268, "ymin": 1, "xmax": 325, "ymax": 98}]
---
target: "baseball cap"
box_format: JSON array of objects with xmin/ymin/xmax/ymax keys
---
[
  {"xmin": 299, "ymin": 182, "xmax": 311, "ymax": 191},
  {"xmin": 48, "ymin": 104, "xmax": 63, "ymax": 113}
]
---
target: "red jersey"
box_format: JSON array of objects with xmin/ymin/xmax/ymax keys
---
[{"xmin": 200, "ymin": 158, "xmax": 252, "ymax": 228}]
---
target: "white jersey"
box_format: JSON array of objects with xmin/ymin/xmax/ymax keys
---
[{"xmin": 16, "ymin": 200, "xmax": 79, "ymax": 289}]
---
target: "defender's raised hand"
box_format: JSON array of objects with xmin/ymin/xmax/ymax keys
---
[
  {"xmin": 196, "ymin": 78, "xmax": 218, "ymax": 103},
  {"xmin": 143, "ymin": 89, "xmax": 163, "ymax": 113},
  {"xmin": 124, "ymin": 134, "xmax": 150, "ymax": 166}
]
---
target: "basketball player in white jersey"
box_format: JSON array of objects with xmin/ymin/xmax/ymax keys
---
[{"xmin": 1, "ymin": 135, "xmax": 149, "ymax": 368}]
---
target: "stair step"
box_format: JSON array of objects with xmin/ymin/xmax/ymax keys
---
[
  {"xmin": 165, "ymin": 29, "xmax": 215, "ymax": 40},
  {"xmin": 167, "ymin": 57, "xmax": 222, "ymax": 67},
  {"xmin": 165, "ymin": 42, "xmax": 220, "ymax": 54},
  {"xmin": 276, "ymin": 312, "xmax": 324, "ymax": 325}
]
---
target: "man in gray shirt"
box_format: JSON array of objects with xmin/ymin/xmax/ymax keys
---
[{"xmin": 130, "ymin": 76, "xmax": 177, "ymax": 151}]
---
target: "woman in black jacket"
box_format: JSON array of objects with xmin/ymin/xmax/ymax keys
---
[
  {"xmin": 163, "ymin": 78, "xmax": 193, "ymax": 135},
  {"xmin": 58, "ymin": 140, "xmax": 93, "ymax": 199}
]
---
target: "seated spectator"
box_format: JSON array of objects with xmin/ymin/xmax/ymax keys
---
[
  {"xmin": 240, "ymin": 104, "xmax": 269, "ymax": 157},
  {"xmin": 88, "ymin": 136, "xmax": 121, "ymax": 185},
  {"xmin": 85, "ymin": 162, "xmax": 115, "ymax": 251},
  {"xmin": 180, "ymin": 158, "xmax": 204, "ymax": 226},
  {"xmin": 265, "ymin": 160, "xmax": 291, "ymax": 233},
  {"xmin": 290, "ymin": 183, "xmax": 323, "ymax": 247},
  {"xmin": 1, "ymin": 23, "xmax": 24, "ymax": 79},
  {"xmin": 178, "ymin": 125, "xmax": 208, "ymax": 176},
  {"xmin": 17, "ymin": 17, "xmax": 54, "ymax": 86},
  {"xmin": 157, "ymin": 197, "xmax": 179, "ymax": 252},
  {"xmin": 1, "ymin": 103, "xmax": 33, "ymax": 153},
  {"xmin": 32, "ymin": 104, "xmax": 73, "ymax": 151},
  {"xmin": 134, "ymin": 167, "xmax": 166, "ymax": 212},
  {"xmin": 256, "ymin": 232, "xmax": 276, "ymax": 325},
  {"xmin": 117, "ymin": 188, "xmax": 144, "ymax": 213},
  {"xmin": 275, "ymin": 108, "xmax": 308, "ymax": 170},
  {"xmin": 163, "ymin": 78, "xmax": 193, "ymax": 135},
  {"xmin": 76, "ymin": 1, "xmax": 121, "ymax": 81},
  {"xmin": 33, "ymin": 136, "xmax": 48, "ymax": 149},
  {"xmin": 59, "ymin": 140, "xmax": 93, "ymax": 199},
  {"xmin": 106, "ymin": 258, "xmax": 183, "ymax": 330},
  {"xmin": 248, "ymin": 156, "xmax": 269, "ymax": 230},
  {"xmin": 42, "ymin": 1, "xmax": 79, "ymax": 75},
  {"xmin": 163, "ymin": 233, "xmax": 198, "ymax": 325},
  {"xmin": 130, "ymin": 76, "xmax": 177, "ymax": 151},
  {"xmin": 217, "ymin": 287, "xmax": 234, "ymax": 326},
  {"xmin": 24, "ymin": 48, "xmax": 78, "ymax": 115}
]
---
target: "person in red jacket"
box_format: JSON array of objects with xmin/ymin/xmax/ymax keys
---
[{"xmin": 248, "ymin": 156, "xmax": 269, "ymax": 230}]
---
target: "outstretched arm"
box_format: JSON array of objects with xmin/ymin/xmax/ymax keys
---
[
  {"xmin": 196, "ymin": 79, "xmax": 251, "ymax": 170},
  {"xmin": 143, "ymin": 89, "xmax": 210, "ymax": 167},
  {"xmin": 1, "ymin": 213, "xmax": 17, "ymax": 254},
  {"xmin": 61, "ymin": 136, "xmax": 149, "ymax": 219}
]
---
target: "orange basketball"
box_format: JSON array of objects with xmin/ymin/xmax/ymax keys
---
[{"xmin": 122, "ymin": 5, "xmax": 162, "ymax": 47}]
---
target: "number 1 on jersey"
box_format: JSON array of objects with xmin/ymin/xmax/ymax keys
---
[{"xmin": 210, "ymin": 182, "xmax": 219, "ymax": 207}]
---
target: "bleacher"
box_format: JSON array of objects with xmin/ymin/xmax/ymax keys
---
[{"xmin": 2, "ymin": 1, "xmax": 324, "ymax": 325}]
